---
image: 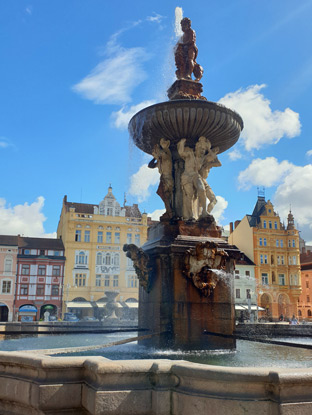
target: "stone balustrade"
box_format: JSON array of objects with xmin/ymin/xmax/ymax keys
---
[{"xmin": 0, "ymin": 352, "xmax": 311, "ymax": 414}]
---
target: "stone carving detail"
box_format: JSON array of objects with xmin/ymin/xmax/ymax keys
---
[
  {"xmin": 183, "ymin": 241, "xmax": 228, "ymax": 297},
  {"xmin": 123, "ymin": 244, "xmax": 151, "ymax": 292},
  {"xmin": 148, "ymin": 138, "xmax": 174, "ymax": 219},
  {"xmin": 177, "ymin": 137, "xmax": 221, "ymax": 220},
  {"xmin": 175, "ymin": 17, "xmax": 203, "ymax": 82}
]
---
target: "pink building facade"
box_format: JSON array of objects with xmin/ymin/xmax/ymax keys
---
[
  {"xmin": 15, "ymin": 237, "xmax": 65, "ymax": 321},
  {"xmin": 0, "ymin": 236, "xmax": 18, "ymax": 321}
]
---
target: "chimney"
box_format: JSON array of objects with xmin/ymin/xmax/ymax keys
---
[
  {"xmin": 234, "ymin": 220, "xmax": 241, "ymax": 229},
  {"xmin": 229, "ymin": 222, "xmax": 233, "ymax": 234}
]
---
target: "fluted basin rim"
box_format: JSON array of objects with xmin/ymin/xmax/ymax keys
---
[{"xmin": 128, "ymin": 99, "xmax": 244, "ymax": 155}]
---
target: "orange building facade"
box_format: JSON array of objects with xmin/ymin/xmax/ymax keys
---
[
  {"xmin": 229, "ymin": 196, "xmax": 301, "ymax": 321},
  {"xmin": 298, "ymin": 251, "xmax": 312, "ymax": 320}
]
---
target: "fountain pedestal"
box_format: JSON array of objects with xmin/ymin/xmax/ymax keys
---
[{"xmin": 137, "ymin": 221, "xmax": 240, "ymax": 350}]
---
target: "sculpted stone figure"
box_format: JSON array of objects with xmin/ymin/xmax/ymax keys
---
[
  {"xmin": 123, "ymin": 244, "xmax": 151, "ymax": 292},
  {"xmin": 148, "ymin": 138, "xmax": 174, "ymax": 218},
  {"xmin": 184, "ymin": 241, "xmax": 228, "ymax": 297},
  {"xmin": 177, "ymin": 138, "xmax": 206, "ymax": 220},
  {"xmin": 196, "ymin": 137, "xmax": 221, "ymax": 214},
  {"xmin": 175, "ymin": 17, "xmax": 203, "ymax": 81}
]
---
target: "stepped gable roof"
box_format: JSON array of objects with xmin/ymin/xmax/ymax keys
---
[
  {"xmin": 65, "ymin": 201, "xmax": 96, "ymax": 214},
  {"xmin": 233, "ymin": 247, "xmax": 255, "ymax": 266},
  {"xmin": 125, "ymin": 204, "xmax": 142, "ymax": 218},
  {"xmin": 18, "ymin": 236, "xmax": 64, "ymax": 250},
  {"xmin": 0, "ymin": 235, "xmax": 18, "ymax": 246},
  {"xmin": 247, "ymin": 196, "xmax": 267, "ymax": 227}
]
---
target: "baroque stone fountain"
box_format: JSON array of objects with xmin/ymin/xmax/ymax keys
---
[{"xmin": 124, "ymin": 17, "xmax": 243, "ymax": 350}]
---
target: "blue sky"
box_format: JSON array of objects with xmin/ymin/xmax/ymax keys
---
[{"xmin": 1, "ymin": 1, "xmax": 312, "ymax": 242}]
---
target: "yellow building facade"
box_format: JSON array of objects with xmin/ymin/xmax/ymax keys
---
[
  {"xmin": 229, "ymin": 196, "xmax": 301, "ymax": 320},
  {"xmin": 57, "ymin": 187, "xmax": 148, "ymax": 318}
]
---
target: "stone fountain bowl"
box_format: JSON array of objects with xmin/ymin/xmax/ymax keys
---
[{"xmin": 129, "ymin": 99, "xmax": 244, "ymax": 155}]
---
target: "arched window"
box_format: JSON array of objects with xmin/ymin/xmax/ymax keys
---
[
  {"xmin": 114, "ymin": 254, "xmax": 119, "ymax": 266},
  {"xmin": 105, "ymin": 253, "xmax": 111, "ymax": 265},
  {"xmin": 308, "ymin": 310, "xmax": 312, "ymax": 317},
  {"xmin": 78, "ymin": 251, "xmax": 85, "ymax": 264},
  {"xmin": 263, "ymin": 220, "xmax": 267, "ymax": 229},
  {"xmin": 96, "ymin": 252, "xmax": 102, "ymax": 265},
  {"xmin": 298, "ymin": 310, "xmax": 302, "ymax": 316}
]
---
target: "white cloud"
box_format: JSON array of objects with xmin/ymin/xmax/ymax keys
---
[
  {"xmin": 211, "ymin": 195, "xmax": 228, "ymax": 224},
  {"xmin": 273, "ymin": 164, "xmax": 312, "ymax": 242},
  {"xmin": 111, "ymin": 100, "xmax": 156, "ymax": 129},
  {"xmin": 218, "ymin": 84, "xmax": 301, "ymax": 151},
  {"xmin": 0, "ymin": 137, "xmax": 11, "ymax": 149},
  {"xmin": 25, "ymin": 6, "xmax": 32, "ymax": 15},
  {"xmin": 0, "ymin": 197, "xmax": 56, "ymax": 238},
  {"xmin": 128, "ymin": 164, "xmax": 160, "ymax": 202},
  {"xmin": 148, "ymin": 209, "xmax": 165, "ymax": 221},
  {"xmin": 306, "ymin": 149, "xmax": 312, "ymax": 157},
  {"xmin": 72, "ymin": 47, "xmax": 149, "ymax": 105},
  {"xmin": 238, "ymin": 157, "xmax": 294, "ymax": 190},
  {"xmin": 228, "ymin": 148, "xmax": 242, "ymax": 161},
  {"xmin": 147, "ymin": 13, "xmax": 165, "ymax": 23}
]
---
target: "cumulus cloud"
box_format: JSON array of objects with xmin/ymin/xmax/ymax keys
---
[
  {"xmin": 128, "ymin": 164, "xmax": 160, "ymax": 202},
  {"xmin": 148, "ymin": 209, "xmax": 165, "ymax": 221},
  {"xmin": 218, "ymin": 84, "xmax": 301, "ymax": 151},
  {"xmin": 228, "ymin": 148, "xmax": 242, "ymax": 161},
  {"xmin": 273, "ymin": 164, "xmax": 312, "ymax": 243},
  {"xmin": 211, "ymin": 195, "xmax": 228, "ymax": 224},
  {"xmin": 306, "ymin": 149, "xmax": 312, "ymax": 157},
  {"xmin": 0, "ymin": 197, "xmax": 56, "ymax": 238},
  {"xmin": 111, "ymin": 100, "xmax": 156, "ymax": 129},
  {"xmin": 238, "ymin": 157, "xmax": 294, "ymax": 190}
]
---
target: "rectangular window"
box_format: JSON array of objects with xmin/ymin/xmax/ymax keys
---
[
  {"xmin": 259, "ymin": 238, "xmax": 262, "ymax": 246},
  {"xmin": 21, "ymin": 264, "xmax": 30, "ymax": 275},
  {"xmin": 260, "ymin": 254, "xmax": 263, "ymax": 264},
  {"xmin": 96, "ymin": 275, "xmax": 101, "ymax": 287},
  {"xmin": 127, "ymin": 275, "xmax": 138, "ymax": 288},
  {"xmin": 38, "ymin": 265, "xmax": 46, "ymax": 276},
  {"xmin": 281, "ymin": 256, "xmax": 285, "ymax": 265},
  {"xmin": 307, "ymin": 281, "xmax": 309, "ymax": 288},
  {"xmin": 307, "ymin": 296, "xmax": 310, "ymax": 303},
  {"xmin": 293, "ymin": 255, "xmax": 296, "ymax": 265},
  {"xmin": 234, "ymin": 270, "xmax": 240, "ymax": 279},
  {"xmin": 51, "ymin": 285, "xmax": 59, "ymax": 296},
  {"xmin": 277, "ymin": 256, "xmax": 280, "ymax": 265},
  {"xmin": 288, "ymin": 240, "xmax": 291, "ymax": 247},
  {"xmin": 278, "ymin": 274, "xmax": 285, "ymax": 286},
  {"xmin": 52, "ymin": 265, "xmax": 60, "ymax": 276},
  {"xmin": 114, "ymin": 232, "xmax": 120, "ymax": 244},
  {"xmin": 269, "ymin": 221, "xmax": 272, "ymax": 229},
  {"xmin": 97, "ymin": 232, "xmax": 103, "ymax": 243},
  {"xmin": 289, "ymin": 256, "xmax": 292, "ymax": 265},
  {"xmin": 54, "ymin": 251, "xmax": 60, "ymax": 256},
  {"xmin": 127, "ymin": 233, "xmax": 132, "ymax": 244},
  {"xmin": 4, "ymin": 259, "xmax": 12, "ymax": 272},
  {"xmin": 113, "ymin": 275, "xmax": 119, "ymax": 287},
  {"xmin": 84, "ymin": 230, "xmax": 90, "ymax": 243},
  {"xmin": 245, "ymin": 270, "xmax": 250, "ymax": 276},
  {"xmin": 280, "ymin": 240, "xmax": 283, "ymax": 247},
  {"xmin": 263, "ymin": 238, "xmax": 267, "ymax": 246},
  {"xmin": 274, "ymin": 221, "xmax": 278, "ymax": 229},
  {"xmin": 262, "ymin": 273, "xmax": 268, "ymax": 285},
  {"xmin": 20, "ymin": 285, "xmax": 28, "ymax": 295},
  {"xmin": 40, "ymin": 249, "xmax": 45, "ymax": 256},
  {"xmin": 236, "ymin": 289, "xmax": 240, "ymax": 299},
  {"xmin": 292, "ymin": 240, "xmax": 295, "ymax": 248},
  {"xmin": 246, "ymin": 289, "xmax": 251, "ymax": 299},
  {"xmin": 264, "ymin": 255, "xmax": 268, "ymax": 264},
  {"xmin": 106, "ymin": 232, "xmax": 112, "ymax": 243},
  {"xmin": 75, "ymin": 274, "xmax": 86, "ymax": 287},
  {"xmin": 276, "ymin": 240, "xmax": 279, "ymax": 247},
  {"xmin": 263, "ymin": 220, "xmax": 267, "ymax": 229},
  {"xmin": 75, "ymin": 230, "xmax": 81, "ymax": 242},
  {"xmin": 37, "ymin": 284, "xmax": 44, "ymax": 296},
  {"xmin": 104, "ymin": 275, "xmax": 110, "ymax": 287},
  {"xmin": 135, "ymin": 234, "xmax": 140, "ymax": 246},
  {"xmin": 2, "ymin": 281, "xmax": 11, "ymax": 294}
]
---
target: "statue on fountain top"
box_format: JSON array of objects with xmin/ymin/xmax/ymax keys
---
[
  {"xmin": 168, "ymin": 17, "xmax": 205, "ymax": 100},
  {"xmin": 175, "ymin": 18, "xmax": 203, "ymax": 82}
]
